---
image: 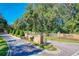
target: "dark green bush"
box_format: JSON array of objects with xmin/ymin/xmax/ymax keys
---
[
  {"xmin": 12, "ymin": 30, "xmax": 15, "ymax": 35},
  {"xmin": 8, "ymin": 29, "xmax": 10, "ymax": 33},
  {"xmin": 6, "ymin": 29, "xmax": 9, "ymax": 34},
  {"xmin": 0, "ymin": 29, "xmax": 4, "ymax": 33},
  {"xmin": 9, "ymin": 29, "xmax": 12, "ymax": 34},
  {"xmin": 19, "ymin": 30, "xmax": 24, "ymax": 37},
  {"xmin": 39, "ymin": 44, "xmax": 45, "ymax": 49},
  {"xmin": 15, "ymin": 29, "xmax": 19, "ymax": 36}
]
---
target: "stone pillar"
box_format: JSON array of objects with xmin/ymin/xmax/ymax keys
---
[
  {"xmin": 25, "ymin": 33, "xmax": 29, "ymax": 40},
  {"xmin": 25, "ymin": 32, "xmax": 34, "ymax": 41},
  {"xmin": 34, "ymin": 33, "xmax": 44, "ymax": 44}
]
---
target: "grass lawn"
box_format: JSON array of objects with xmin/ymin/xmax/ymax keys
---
[
  {"xmin": 46, "ymin": 36, "xmax": 79, "ymax": 43},
  {"xmin": 0, "ymin": 36, "xmax": 9, "ymax": 56}
]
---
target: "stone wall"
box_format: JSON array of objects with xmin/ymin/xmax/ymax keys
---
[
  {"xmin": 58, "ymin": 33, "xmax": 79, "ymax": 40},
  {"xmin": 34, "ymin": 34, "xmax": 43, "ymax": 44},
  {"xmin": 25, "ymin": 32, "xmax": 79, "ymax": 44},
  {"xmin": 25, "ymin": 32, "xmax": 44, "ymax": 44},
  {"xmin": 25, "ymin": 33, "xmax": 34, "ymax": 41},
  {"xmin": 48, "ymin": 33, "xmax": 79, "ymax": 40}
]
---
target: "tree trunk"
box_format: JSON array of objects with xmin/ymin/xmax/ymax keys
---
[{"xmin": 40, "ymin": 32, "xmax": 44, "ymax": 44}]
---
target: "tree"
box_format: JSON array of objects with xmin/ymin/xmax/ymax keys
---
[
  {"xmin": 0, "ymin": 16, "xmax": 8, "ymax": 33},
  {"xmin": 13, "ymin": 3, "xmax": 79, "ymax": 34}
]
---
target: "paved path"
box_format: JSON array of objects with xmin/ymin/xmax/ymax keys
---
[
  {"xmin": 36, "ymin": 40, "xmax": 79, "ymax": 56},
  {"xmin": 1, "ymin": 34, "xmax": 42, "ymax": 56},
  {"xmin": 72, "ymin": 50, "xmax": 79, "ymax": 56}
]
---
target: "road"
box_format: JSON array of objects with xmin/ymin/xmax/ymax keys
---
[
  {"xmin": 37, "ymin": 40, "xmax": 79, "ymax": 56},
  {"xmin": 1, "ymin": 34, "xmax": 42, "ymax": 56},
  {"xmin": 1, "ymin": 34, "xmax": 79, "ymax": 56}
]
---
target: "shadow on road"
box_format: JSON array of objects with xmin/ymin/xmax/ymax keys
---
[{"xmin": 1, "ymin": 34, "xmax": 43, "ymax": 56}]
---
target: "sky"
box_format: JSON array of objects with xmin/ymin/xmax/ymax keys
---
[{"xmin": 0, "ymin": 3, "xmax": 28, "ymax": 25}]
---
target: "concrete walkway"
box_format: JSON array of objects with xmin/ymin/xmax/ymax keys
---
[{"xmin": 1, "ymin": 34, "xmax": 42, "ymax": 56}]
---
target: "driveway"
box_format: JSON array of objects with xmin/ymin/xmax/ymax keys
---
[{"xmin": 1, "ymin": 34, "xmax": 42, "ymax": 56}]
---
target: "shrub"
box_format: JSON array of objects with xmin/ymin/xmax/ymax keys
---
[
  {"xmin": 32, "ymin": 42, "xmax": 39, "ymax": 46},
  {"xmin": 19, "ymin": 30, "xmax": 24, "ymax": 37},
  {"xmin": 46, "ymin": 45, "xmax": 57, "ymax": 51},
  {"xmin": 6, "ymin": 29, "xmax": 9, "ymax": 34},
  {"xmin": 8, "ymin": 29, "xmax": 10, "ymax": 33},
  {"xmin": 39, "ymin": 44, "xmax": 44, "ymax": 49},
  {"xmin": 9, "ymin": 29, "xmax": 12, "ymax": 34},
  {"xmin": 12, "ymin": 29, "xmax": 15, "ymax": 35},
  {"xmin": 15, "ymin": 29, "xmax": 19, "ymax": 36}
]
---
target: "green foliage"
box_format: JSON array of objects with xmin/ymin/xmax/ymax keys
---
[
  {"xmin": 12, "ymin": 29, "xmax": 15, "ymax": 35},
  {"xmin": 6, "ymin": 29, "xmax": 9, "ymax": 34},
  {"xmin": 0, "ymin": 37, "xmax": 9, "ymax": 56},
  {"xmin": 19, "ymin": 30, "xmax": 25, "ymax": 37},
  {"xmin": 12, "ymin": 4, "xmax": 79, "ymax": 34},
  {"xmin": 32, "ymin": 42, "xmax": 57, "ymax": 51},
  {"xmin": 8, "ymin": 29, "xmax": 25, "ymax": 37},
  {"xmin": 9, "ymin": 29, "xmax": 13, "ymax": 34},
  {"xmin": 0, "ymin": 16, "xmax": 8, "ymax": 32},
  {"xmin": 15, "ymin": 29, "xmax": 20, "ymax": 36}
]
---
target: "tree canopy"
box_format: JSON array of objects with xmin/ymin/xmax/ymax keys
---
[
  {"xmin": 13, "ymin": 3, "xmax": 79, "ymax": 34},
  {"xmin": 0, "ymin": 16, "xmax": 8, "ymax": 32}
]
